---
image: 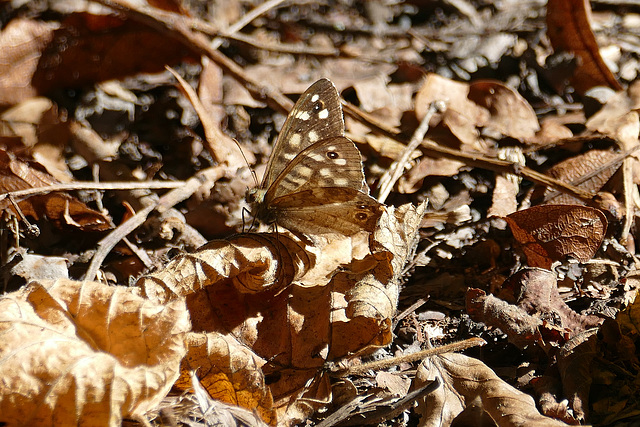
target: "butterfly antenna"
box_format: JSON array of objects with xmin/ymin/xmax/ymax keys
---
[{"xmin": 232, "ymin": 138, "xmax": 260, "ymax": 187}]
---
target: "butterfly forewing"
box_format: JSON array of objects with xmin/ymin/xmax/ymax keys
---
[
  {"xmin": 262, "ymin": 79, "xmax": 345, "ymax": 189},
  {"xmin": 266, "ymin": 136, "xmax": 367, "ymax": 202}
]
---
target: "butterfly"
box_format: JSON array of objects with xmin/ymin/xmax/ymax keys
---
[{"xmin": 248, "ymin": 79, "xmax": 383, "ymax": 237}]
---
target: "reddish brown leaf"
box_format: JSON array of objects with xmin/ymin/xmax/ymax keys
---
[
  {"xmin": 0, "ymin": 150, "xmax": 111, "ymax": 231},
  {"xmin": 546, "ymin": 0, "xmax": 622, "ymax": 94},
  {"xmin": 468, "ymin": 80, "xmax": 540, "ymax": 140},
  {"xmin": 533, "ymin": 148, "xmax": 620, "ymax": 205},
  {"xmin": 505, "ymin": 205, "xmax": 607, "ymax": 269},
  {"xmin": 0, "ymin": 12, "xmax": 198, "ymax": 105}
]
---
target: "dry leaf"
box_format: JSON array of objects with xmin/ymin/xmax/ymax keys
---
[
  {"xmin": 466, "ymin": 287, "xmax": 547, "ymax": 349},
  {"xmin": 136, "ymin": 202, "xmax": 426, "ymax": 425},
  {"xmin": 546, "ymin": 0, "xmax": 622, "ymax": 94},
  {"xmin": 505, "ymin": 205, "xmax": 607, "ymax": 269},
  {"xmin": 0, "ymin": 150, "xmax": 112, "ymax": 231},
  {"xmin": 467, "ymin": 268, "xmax": 603, "ymax": 350},
  {"xmin": 468, "ymin": 80, "xmax": 540, "ymax": 140},
  {"xmin": 175, "ymin": 332, "xmax": 276, "ymax": 425},
  {"xmin": 0, "ymin": 19, "xmax": 59, "ymax": 105},
  {"xmin": 0, "ymin": 279, "xmax": 190, "ymax": 426},
  {"xmin": 415, "ymin": 73, "xmax": 488, "ymax": 147},
  {"xmin": 556, "ymin": 329, "xmax": 598, "ymax": 422},
  {"xmin": 414, "ymin": 352, "xmax": 570, "ymax": 426},
  {"xmin": 533, "ymin": 148, "xmax": 621, "ymax": 205},
  {"xmin": 501, "ymin": 268, "xmax": 603, "ymax": 333}
]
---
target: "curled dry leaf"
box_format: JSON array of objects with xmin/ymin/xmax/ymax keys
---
[
  {"xmin": 0, "ymin": 149, "xmax": 111, "ymax": 231},
  {"xmin": 0, "ymin": 279, "xmax": 190, "ymax": 426},
  {"xmin": 533, "ymin": 148, "xmax": 621, "ymax": 205},
  {"xmin": 414, "ymin": 352, "xmax": 570, "ymax": 427},
  {"xmin": 467, "ymin": 268, "xmax": 603, "ymax": 349},
  {"xmin": 467, "ymin": 80, "xmax": 540, "ymax": 140},
  {"xmin": 502, "ymin": 268, "xmax": 603, "ymax": 333},
  {"xmin": 466, "ymin": 287, "xmax": 547, "ymax": 349},
  {"xmin": 546, "ymin": 0, "xmax": 622, "ymax": 95},
  {"xmin": 136, "ymin": 202, "xmax": 426, "ymax": 425},
  {"xmin": 504, "ymin": 205, "xmax": 607, "ymax": 269},
  {"xmin": 176, "ymin": 332, "xmax": 276, "ymax": 425}
]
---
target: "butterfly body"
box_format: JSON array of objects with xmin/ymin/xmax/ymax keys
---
[{"xmin": 249, "ymin": 79, "xmax": 382, "ymax": 236}]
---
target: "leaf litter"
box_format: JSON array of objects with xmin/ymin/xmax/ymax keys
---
[{"xmin": 1, "ymin": 0, "xmax": 640, "ymax": 426}]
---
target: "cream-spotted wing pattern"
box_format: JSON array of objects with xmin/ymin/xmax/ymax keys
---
[{"xmin": 249, "ymin": 79, "xmax": 382, "ymax": 236}]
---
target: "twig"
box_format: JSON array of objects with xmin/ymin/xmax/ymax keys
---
[
  {"xmin": 377, "ymin": 101, "xmax": 444, "ymax": 203},
  {"xmin": 94, "ymin": 0, "xmax": 295, "ymax": 114},
  {"xmin": 7, "ymin": 194, "xmax": 40, "ymax": 238},
  {"xmin": 85, "ymin": 167, "xmax": 225, "ymax": 281},
  {"xmin": 209, "ymin": 0, "xmax": 288, "ymax": 50},
  {"xmin": 329, "ymin": 337, "xmax": 486, "ymax": 377},
  {"xmin": 0, "ymin": 181, "xmax": 184, "ymax": 202}
]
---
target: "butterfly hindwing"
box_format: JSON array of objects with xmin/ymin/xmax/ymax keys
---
[
  {"xmin": 273, "ymin": 189, "xmax": 382, "ymax": 235},
  {"xmin": 262, "ymin": 79, "xmax": 345, "ymax": 189}
]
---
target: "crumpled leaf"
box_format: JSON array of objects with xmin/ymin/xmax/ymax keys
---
[
  {"xmin": 546, "ymin": 0, "xmax": 622, "ymax": 94},
  {"xmin": 467, "ymin": 80, "xmax": 540, "ymax": 140},
  {"xmin": 467, "ymin": 268, "xmax": 603, "ymax": 349},
  {"xmin": 175, "ymin": 332, "xmax": 276, "ymax": 425},
  {"xmin": 136, "ymin": 202, "xmax": 426, "ymax": 425},
  {"xmin": 0, "ymin": 279, "xmax": 190, "ymax": 427},
  {"xmin": 414, "ymin": 352, "xmax": 570, "ymax": 426},
  {"xmin": 505, "ymin": 205, "xmax": 607, "ymax": 269},
  {"xmin": 533, "ymin": 148, "xmax": 621, "ymax": 206},
  {"xmin": 0, "ymin": 12, "xmax": 198, "ymax": 105},
  {"xmin": 0, "ymin": 149, "xmax": 112, "ymax": 231}
]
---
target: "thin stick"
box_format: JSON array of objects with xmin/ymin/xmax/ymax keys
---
[
  {"xmin": 330, "ymin": 337, "xmax": 486, "ymax": 377},
  {"xmin": 209, "ymin": 0, "xmax": 287, "ymax": 50},
  {"xmin": 377, "ymin": 101, "xmax": 444, "ymax": 203},
  {"xmin": 7, "ymin": 194, "xmax": 40, "ymax": 238},
  {"xmin": 0, "ymin": 181, "xmax": 185, "ymax": 203},
  {"xmin": 85, "ymin": 167, "xmax": 225, "ymax": 281}
]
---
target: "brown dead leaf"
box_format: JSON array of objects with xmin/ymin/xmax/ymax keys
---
[
  {"xmin": 534, "ymin": 148, "xmax": 620, "ymax": 205},
  {"xmin": 415, "ymin": 73, "xmax": 488, "ymax": 147},
  {"xmin": 546, "ymin": 0, "xmax": 622, "ymax": 94},
  {"xmin": 0, "ymin": 150, "xmax": 112, "ymax": 231},
  {"xmin": 526, "ymin": 120, "xmax": 574, "ymax": 147},
  {"xmin": 467, "ymin": 268, "xmax": 603, "ymax": 352},
  {"xmin": 0, "ymin": 279, "xmax": 190, "ymax": 426},
  {"xmin": 0, "ymin": 19, "xmax": 59, "ymax": 105},
  {"xmin": 501, "ymin": 268, "xmax": 603, "ymax": 333},
  {"xmin": 468, "ymin": 80, "xmax": 540, "ymax": 140},
  {"xmin": 0, "ymin": 12, "xmax": 198, "ymax": 105},
  {"xmin": 586, "ymin": 82, "xmax": 640, "ymax": 150},
  {"xmin": 505, "ymin": 205, "xmax": 607, "ymax": 269},
  {"xmin": 556, "ymin": 329, "xmax": 598, "ymax": 422},
  {"xmin": 414, "ymin": 352, "xmax": 570, "ymax": 426},
  {"xmin": 466, "ymin": 287, "xmax": 547, "ymax": 349},
  {"xmin": 176, "ymin": 332, "xmax": 276, "ymax": 425},
  {"xmin": 136, "ymin": 203, "xmax": 426, "ymax": 425},
  {"xmin": 399, "ymin": 156, "xmax": 466, "ymax": 195}
]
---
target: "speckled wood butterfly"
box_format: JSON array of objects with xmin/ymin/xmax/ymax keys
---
[{"xmin": 248, "ymin": 79, "xmax": 382, "ymax": 236}]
